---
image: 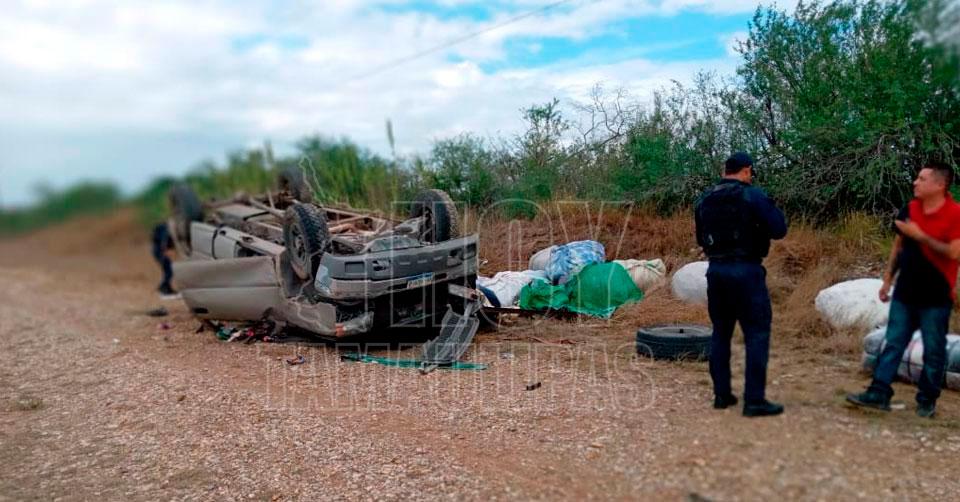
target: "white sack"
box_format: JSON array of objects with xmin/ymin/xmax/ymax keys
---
[
  {"xmin": 477, "ymin": 270, "xmax": 548, "ymax": 308},
  {"xmin": 815, "ymin": 278, "xmax": 890, "ymax": 331},
  {"xmin": 528, "ymin": 246, "xmax": 557, "ymax": 271},
  {"xmin": 614, "ymin": 259, "xmax": 667, "ymax": 292},
  {"xmin": 671, "ymin": 261, "xmax": 709, "ymax": 305},
  {"xmin": 862, "ymin": 327, "xmax": 960, "ymax": 391}
]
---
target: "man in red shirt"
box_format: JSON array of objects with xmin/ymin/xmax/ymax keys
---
[{"xmin": 848, "ymin": 161, "xmax": 960, "ymax": 418}]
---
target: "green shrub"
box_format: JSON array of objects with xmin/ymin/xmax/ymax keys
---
[{"xmin": 0, "ymin": 182, "xmax": 122, "ymax": 236}]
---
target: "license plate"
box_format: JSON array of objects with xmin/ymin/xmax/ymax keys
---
[{"xmin": 407, "ymin": 273, "xmax": 434, "ymax": 289}]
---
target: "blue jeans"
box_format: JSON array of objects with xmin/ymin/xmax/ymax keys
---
[
  {"xmin": 706, "ymin": 261, "xmax": 772, "ymax": 403},
  {"xmin": 869, "ymin": 299, "xmax": 951, "ymax": 405}
]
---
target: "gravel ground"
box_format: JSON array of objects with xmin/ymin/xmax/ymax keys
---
[{"xmin": 2, "ymin": 212, "xmax": 960, "ymax": 501}]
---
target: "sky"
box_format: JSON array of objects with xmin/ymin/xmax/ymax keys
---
[{"xmin": 0, "ymin": 0, "xmax": 785, "ymax": 207}]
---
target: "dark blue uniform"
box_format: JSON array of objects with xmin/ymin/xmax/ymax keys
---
[
  {"xmin": 695, "ymin": 179, "xmax": 787, "ymax": 403},
  {"xmin": 152, "ymin": 223, "xmax": 175, "ymax": 294}
]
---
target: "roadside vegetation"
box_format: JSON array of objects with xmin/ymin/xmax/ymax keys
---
[
  {"xmin": 0, "ymin": 182, "xmax": 121, "ymax": 236},
  {"xmin": 1, "ymin": 0, "xmax": 957, "ymax": 237}
]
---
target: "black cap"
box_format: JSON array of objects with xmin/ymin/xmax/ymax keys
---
[{"xmin": 725, "ymin": 152, "xmax": 754, "ymax": 172}]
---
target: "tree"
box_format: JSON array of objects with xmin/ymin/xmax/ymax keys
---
[
  {"xmin": 427, "ymin": 134, "xmax": 496, "ymax": 207},
  {"xmin": 737, "ymin": 0, "xmax": 960, "ymax": 217}
]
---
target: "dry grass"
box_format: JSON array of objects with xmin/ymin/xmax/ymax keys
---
[
  {"xmin": 472, "ymin": 203, "xmax": 698, "ymax": 275},
  {"xmin": 475, "ymin": 203, "xmax": 893, "ymax": 358},
  {"xmin": 763, "ymin": 216, "xmax": 890, "ymax": 354},
  {"xmin": 8, "ymin": 395, "xmax": 44, "ymax": 412}
]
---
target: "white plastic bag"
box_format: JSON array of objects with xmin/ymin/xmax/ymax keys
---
[
  {"xmin": 477, "ymin": 270, "xmax": 548, "ymax": 308},
  {"xmin": 862, "ymin": 327, "xmax": 960, "ymax": 391},
  {"xmin": 528, "ymin": 245, "xmax": 557, "ymax": 271},
  {"xmin": 614, "ymin": 259, "xmax": 666, "ymax": 292},
  {"xmin": 671, "ymin": 261, "xmax": 709, "ymax": 305},
  {"xmin": 815, "ymin": 278, "xmax": 890, "ymax": 331}
]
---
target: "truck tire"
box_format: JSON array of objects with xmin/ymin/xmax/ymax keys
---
[
  {"xmin": 283, "ymin": 203, "xmax": 330, "ymax": 281},
  {"xmin": 636, "ymin": 324, "xmax": 712, "ymax": 361},
  {"xmin": 277, "ymin": 166, "xmax": 315, "ymax": 203},
  {"xmin": 168, "ymin": 183, "xmax": 203, "ymax": 252},
  {"xmin": 409, "ymin": 189, "xmax": 460, "ymax": 243}
]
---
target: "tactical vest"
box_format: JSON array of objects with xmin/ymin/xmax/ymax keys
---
[{"xmin": 696, "ymin": 183, "xmax": 765, "ymax": 260}]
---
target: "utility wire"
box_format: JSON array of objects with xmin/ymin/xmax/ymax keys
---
[{"xmin": 347, "ymin": 0, "xmax": 580, "ymax": 83}]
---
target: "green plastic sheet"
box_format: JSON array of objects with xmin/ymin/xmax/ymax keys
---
[
  {"xmin": 340, "ymin": 353, "xmax": 488, "ymax": 370},
  {"xmin": 518, "ymin": 262, "xmax": 644, "ymax": 318}
]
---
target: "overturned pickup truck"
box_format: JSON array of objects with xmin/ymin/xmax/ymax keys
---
[{"xmin": 169, "ymin": 167, "xmax": 479, "ymax": 338}]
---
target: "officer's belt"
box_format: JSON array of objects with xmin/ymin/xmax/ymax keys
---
[{"xmin": 707, "ymin": 256, "xmax": 762, "ymax": 264}]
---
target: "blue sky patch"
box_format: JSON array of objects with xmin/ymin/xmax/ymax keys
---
[
  {"xmin": 373, "ymin": 3, "xmax": 752, "ymax": 70},
  {"xmin": 477, "ymin": 11, "xmax": 752, "ymax": 71},
  {"xmin": 378, "ymin": 0, "xmax": 497, "ymax": 21},
  {"xmin": 231, "ymin": 33, "xmax": 310, "ymax": 53}
]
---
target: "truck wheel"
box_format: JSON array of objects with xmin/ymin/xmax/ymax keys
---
[
  {"xmin": 277, "ymin": 166, "xmax": 315, "ymax": 203},
  {"xmin": 283, "ymin": 203, "xmax": 330, "ymax": 281},
  {"xmin": 168, "ymin": 183, "xmax": 203, "ymax": 252},
  {"xmin": 409, "ymin": 189, "xmax": 460, "ymax": 243},
  {"xmin": 635, "ymin": 324, "xmax": 712, "ymax": 360}
]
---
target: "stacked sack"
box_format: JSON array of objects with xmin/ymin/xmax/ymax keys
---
[
  {"xmin": 811, "ymin": 278, "xmax": 960, "ymax": 392},
  {"xmin": 527, "ymin": 241, "xmax": 666, "ymax": 292},
  {"xmin": 543, "ymin": 240, "xmax": 606, "ymax": 285},
  {"xmin": 528, "ymin": 245, "xmax": 557, "ymax": 272},
  {"xmin": 505, "ymin": 241, "xmax": 662, "ymax": 317},
  {"xmin": 476, "ymin": 270, "xmax": 548, "ymax": 308},
  {"xmin": 862, "ymin": 327, "xmax": 960, "ymax": 391},
  {"xmin": 614, "ymin": 259, "xmax": 667, "ymax": 293}
]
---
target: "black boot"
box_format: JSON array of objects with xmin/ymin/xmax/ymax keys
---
[
  {"xmin": 743, "ymin": 399, "xmax": 784, "ymax": 417},
  {"xmin": 158, "ymin": 284, "xmax": 179, "ymax": 298},
  {"xmin": 916, "ymin": 401, "xmax": 936, "ymax": 418},
  {"xmin": 713, "ymin": 394, "xmax": 739, "ymax": 409},
  {"xmin": 845, "ymin": 390, "xmax": 891, "ymax": 412}
]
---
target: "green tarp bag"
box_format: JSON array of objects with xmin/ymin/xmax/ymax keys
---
[{"xmin": 518, "ymin": 262, "xmax": 644, "ymax": 318}]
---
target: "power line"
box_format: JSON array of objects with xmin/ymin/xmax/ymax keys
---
[{"xmin": 347, "ymin": 0, "xmax": 581, "ymax": 83}]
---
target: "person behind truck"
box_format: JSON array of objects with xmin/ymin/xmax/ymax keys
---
[
  {"xmin": 694, "ymin": 152, "xmax": 788, "ymax": 417},
  {"xmin": 847, "ymin": 161, "xmax": 960, "ymax": 418},
  {"xmin": 152, "ymin": 222, "xmax": 177, "ymax": 298}
]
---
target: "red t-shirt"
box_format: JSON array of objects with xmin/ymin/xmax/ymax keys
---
[{"xmin": 907, "ymin": 195, "xmax": 960, "ymax": 301}]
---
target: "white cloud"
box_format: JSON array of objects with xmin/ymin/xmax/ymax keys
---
[
  {"xmin": 432, "ymin": 61, "xmax": 484, "ymax": 88},
  {"xmin": 721, "ymin": 30, "xmax": 748, "ymax": 57},
  {"xmin": 0, "ymin": 0, "xmax": 762, "ymax": 206},
  {"xmin": 0, "ymin": 18, "xmax": 140, "ymax": 72}
]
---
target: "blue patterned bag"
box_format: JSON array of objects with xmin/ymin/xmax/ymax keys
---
[{"xmin": 544, "ymin": 240, "xmax": 605, "ymax": 285}]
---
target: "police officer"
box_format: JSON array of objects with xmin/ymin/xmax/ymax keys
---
[{"xmin": 695, "ymin": 152, "xmax": 787, "ymax": 417}]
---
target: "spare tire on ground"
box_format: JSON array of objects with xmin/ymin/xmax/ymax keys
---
[
  {"xmin": 277, "ymin": 166, "xmax": 315, "ymax": 203},
  {"xmin": 409, "ymin": 189, "xmax": 460, "ymax": 243},
  {"xmin": 283, "ymin": 203, "xmax": 330, "ymax": 282},
  {"xmin": 168, "ymin": 183, "xmax": 203, "ymax": 252},
  {"xmin": 636, "ymin": 324, "xmax": 712, "ymax": 360}
]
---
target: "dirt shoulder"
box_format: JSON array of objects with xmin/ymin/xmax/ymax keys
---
[{"xmin": 1, "ymin": 210, "xmax": 959, "ymax": 501}]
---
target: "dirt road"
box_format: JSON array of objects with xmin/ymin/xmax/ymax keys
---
[{"xmin": 2, "ymin": 211, "xmax": 959, "ymax": 501}]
